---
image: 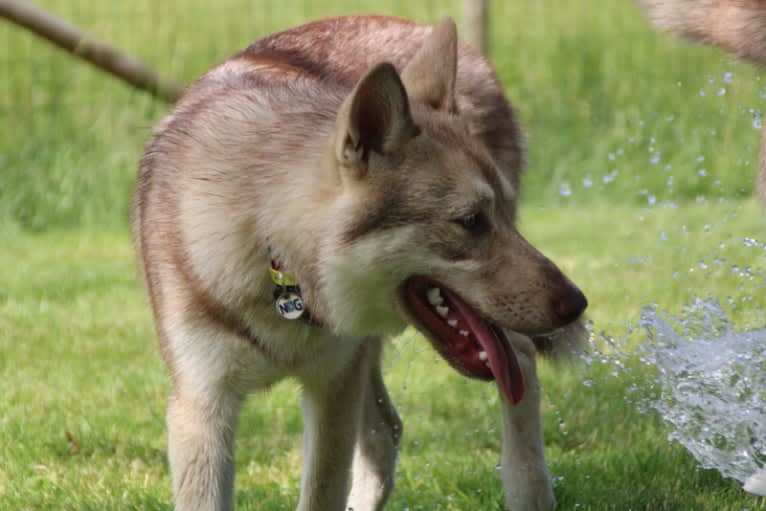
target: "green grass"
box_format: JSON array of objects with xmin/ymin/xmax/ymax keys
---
[
  {"xmin": 1, "ymin": 202, "xmax": 764, "ymax": 510},
  {"xmin": 1, "ymin": 0, "xmax": 764, "ymax": 229},
  {"xmin": 2, "ymin": 0, "xmax": 766, "ymax": 509}
]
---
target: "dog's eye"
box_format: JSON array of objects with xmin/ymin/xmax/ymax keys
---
[{"xmin": 457, "ymin": 212, "xmax": 487, "ymax": 233}]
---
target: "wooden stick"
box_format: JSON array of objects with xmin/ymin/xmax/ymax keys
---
[
  {"xmin": 463, "ymin": 0, "xmax": 489, "ymax": 55},
  {"xmin": 0, "ymin": 0, "xmax": 184, "ymax": 103}
]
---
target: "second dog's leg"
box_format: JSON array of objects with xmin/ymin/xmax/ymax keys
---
[
  {"xmin": 297, "ymin": 342, "xmax": 372, "ymax": 511},
  {"xmin": 347, "ymin": 338, "xmax": 402, "ymax": 511},
  {"xmin": 500, "ymin": 334, "xmax": 556, "ymax": 511}
]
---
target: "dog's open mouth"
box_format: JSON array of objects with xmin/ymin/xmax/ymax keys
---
[{"xmin": 401, "ymin": 276, "xmax": 524, "ymax": 405}]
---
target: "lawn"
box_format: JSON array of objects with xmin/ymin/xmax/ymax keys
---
[
  {"xmin": 1, "ymin": 202, "xmax": 764, "ymax": 510},
  {"xmin": 1, "ymin": 0, "xmax": 765, "ymax": 510}
]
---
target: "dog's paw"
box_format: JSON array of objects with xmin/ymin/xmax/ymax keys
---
[
  {"xmin": 503, "ymin": 469, "xmax": 556, "ymax": 511},
  {"xmin": 504, "ymin": 487, "xmax": 556, "ymax": 511}
]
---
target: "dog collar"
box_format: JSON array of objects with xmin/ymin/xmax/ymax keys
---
[{"xmin": 267, "ymin": 245, "xmax": 314, "ymax": 323}]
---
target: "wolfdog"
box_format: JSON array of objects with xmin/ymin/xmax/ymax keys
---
[
  {"xmin": 641, "ymin": 0, "xmax": 766, "ymax": 204},
  {"xmin": 132, "ymin": 15, "xmax": 587, "ymax": 511}
]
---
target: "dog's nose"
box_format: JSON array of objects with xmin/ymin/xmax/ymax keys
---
[{"xmin": 552, "ymin": 285, "xmax": 587, "ymax": 324}]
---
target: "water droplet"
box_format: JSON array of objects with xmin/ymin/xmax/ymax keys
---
[
  {"xmin": 722, "ymin": 71, "xmax": 733, "ymax": 84},
  {"xmin": 602, "ymin": 170, "xmax": 618, "ymax": 184},
  {"xmin": 753, "ymin": 112, "xmax": 763, "ymax": 129},
  {"xmin": 716, "ymin": 87, "xmax": 727, "ymax": 96},
  {"xmin": 659, "ymin": 231, "xmax": 668, "ymax": 241},
  {"xmin": 650, "ymin": 153, "xmax": 661, "ymax": 165},
  {"xmin": 743, "ymin": 237, "xmax": 759, "ymax": 248},
  {"xmin": 697, "ymin": 168, "xmax": 707, "ymax": 177},
  {"xmin": 647, "ymin": 194, "xmax": 657, "ymax": 206},
  {"xmin": 559, "ymin": 183, "xmax": 572, "ymax": 197},
  {"xmin": 699, "ymin": 89, "xmax": 706, "ymax": 97},
  {"xmin": 582, "ymin": 176, "xmax": 593, "ymax": 188}
]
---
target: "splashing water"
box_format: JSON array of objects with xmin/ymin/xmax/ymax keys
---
[{"xmin": 638, "ymin": 300, "xmax": 766, "ymax": 494}]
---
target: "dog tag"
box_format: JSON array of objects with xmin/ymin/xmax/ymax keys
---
[{"xmin": 275, "ymin": 292, "xmax": 305, "ymax": 320}]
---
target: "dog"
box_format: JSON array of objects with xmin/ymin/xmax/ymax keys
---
[
  {"xmin": 132, "ymin": 15, "xmax": 587, "ymax": 511},
  {"xmin": 641, "ymin": 0, "xmax": 766, "ymax": 205}
]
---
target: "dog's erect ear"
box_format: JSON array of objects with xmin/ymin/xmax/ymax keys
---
[
  {"xmin": 335, "ymin": 62, "xmax": 419, "ymax": 174},
  {"xmin": 401, "ymin": 16, "xmax": 458, "ymax": 112}
]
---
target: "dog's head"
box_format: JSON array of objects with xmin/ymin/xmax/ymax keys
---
[{"xmin": 318, "ymin": 18, "xmax": 587, "ymax": 404}]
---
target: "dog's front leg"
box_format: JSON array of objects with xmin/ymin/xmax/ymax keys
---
[
  {"xmin": 347, "ymin": 338, "xmax": 402, "ymax": 511},
  {"xmin": 297, "ymin": 343, "xmax": 372, "ymax": 511},
  {"xmin": 167, "ymin": 387, "xmax": 242, "ymax": 511},
  {"xmin": 500, "ymin": 334, "xmax": 556, "ymax": 511}
]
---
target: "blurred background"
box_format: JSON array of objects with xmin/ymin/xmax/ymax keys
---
[{"xmin": 2, "ymin": 0, "xmax": 763, "ymax": 231}]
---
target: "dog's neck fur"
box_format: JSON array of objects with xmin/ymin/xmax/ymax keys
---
[{"xmin": 245, "ymin": 21, "xmax": 465, "ymax": 335}]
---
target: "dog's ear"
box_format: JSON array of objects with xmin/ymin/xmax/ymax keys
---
[
  {"xmin": 401, "ymin": 16, "xmax": 458, "ymax": 112},
  {"xmin": 335, "ymin": 62, "xmax": 419, "ymax": 175}
]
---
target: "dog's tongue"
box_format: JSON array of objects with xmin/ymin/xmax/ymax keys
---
[{"xmin": 442, "ymin": 289, "xmax": 525, "ymax": 405}]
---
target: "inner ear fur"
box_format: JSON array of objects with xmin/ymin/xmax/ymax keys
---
[
  {"xmin": 335, "ymin": 62, "xmax": 419, "ymax": 173},
  {"xmin": 400, "ymin": 16, "xmax": 458, "ymax": 112}
]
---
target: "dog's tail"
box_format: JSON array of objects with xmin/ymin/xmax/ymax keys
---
[
  {"xmin": 641, "ymin": 0, "xmax": 766, "ymax": 205},
  {"xmin": 641, "ymin": 0, "xmax": 766, "ymax": 67}
]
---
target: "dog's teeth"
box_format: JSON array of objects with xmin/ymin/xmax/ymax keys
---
[
  {"xmin": 435, "ymin": 305, "xmax": 449, "ymax": 318},
  {"xmin": 478, "ymin": 350, "xmax": 488, "ymax": 361},
  {"xmin": 459, "ymin": 329, "xmax": 470, "ymax": 337},
  {"xmin": 426, "ymin": 287, "xmax": 443, "ymax": 306},
  {"xmin": 447, "ymin": 319, "xmax": 458, "ymax": 328}
]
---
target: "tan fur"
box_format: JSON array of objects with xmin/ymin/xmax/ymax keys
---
[
  {"xmin": 641, "ymin": 0, "xmax": 766, "ymax": 205},
  {"xmin": 133, "ymin": 15, "xmax": 586, "ymax": 511}
]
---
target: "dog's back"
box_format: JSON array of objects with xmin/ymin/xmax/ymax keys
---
[{"xmin": 241, "ymin": 16, "xmax": 523, "ymax": 179}]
